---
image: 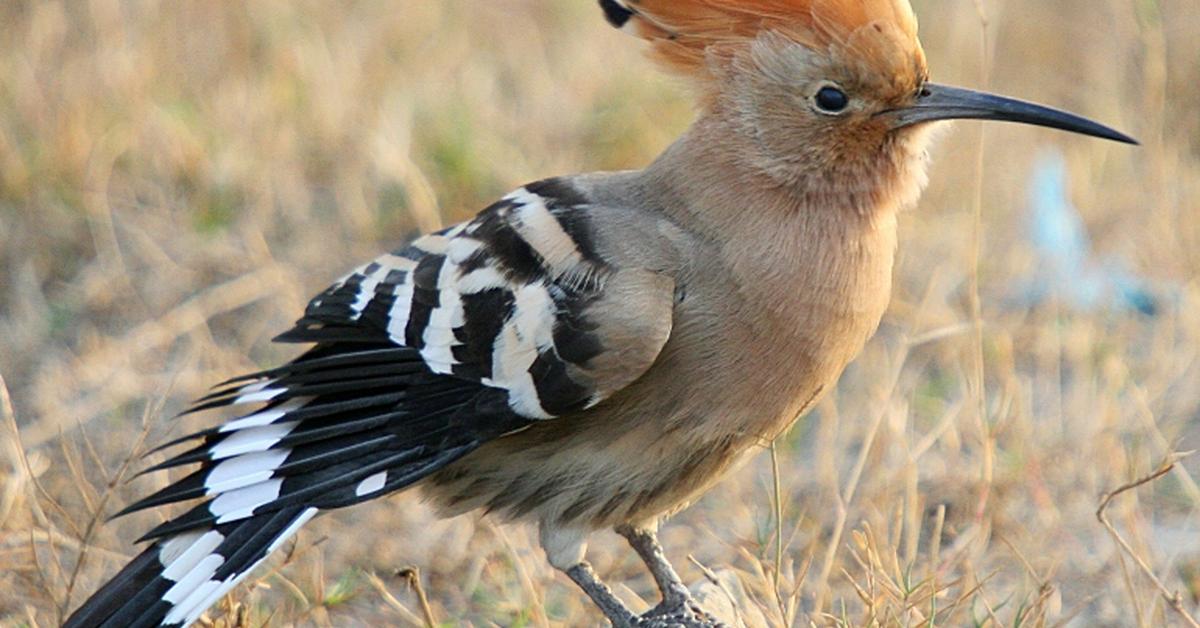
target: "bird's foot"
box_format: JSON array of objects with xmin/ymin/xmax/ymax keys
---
[
  {"xmin": 564, "ymin": 559, "xmax": 726, "ymax": 628},
  {"xmin": 561, "ymin": 557, "xmax": 720, "ymax": 624},
  {"xmin": 562, "ymin": 525, "xmax": 728, "ymax": 627},
  {"xmin": 615, "ymin": 524, "xmax": 728, "ymax": 627},
  {"xmin": 566, "ymin": 562, "xmax": 641, "ymax": 627},
  {"xmin": 634, "ymin": 594, "xmax": 726, "ymax": 627}
]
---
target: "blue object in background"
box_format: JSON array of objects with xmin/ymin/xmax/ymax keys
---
[{"xmin": 1020, "ymin": 151, "xmax": 1161, "ymax": 316}]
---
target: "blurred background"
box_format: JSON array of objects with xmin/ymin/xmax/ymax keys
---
[{"xmin": 1, "ymin": 1, "xmax": 1198, "ymax": 626}]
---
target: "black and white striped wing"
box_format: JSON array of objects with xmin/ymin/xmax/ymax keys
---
[
  {"xmin": 65, "ymin": 178, "xmax": 675, "ymax": 628},
  {"xmin": 284, "ymin": 179, "xmax": 635, "ymax": 417}
]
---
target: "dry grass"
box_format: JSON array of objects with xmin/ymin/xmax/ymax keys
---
[{"xmin": 2, "ymin": 1, "xmax": 1199, "ymax": 626}]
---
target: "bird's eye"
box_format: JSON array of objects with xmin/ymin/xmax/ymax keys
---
[{"xmin": 813, "ymin": 85, "xmax": 850, "ymax": 114}]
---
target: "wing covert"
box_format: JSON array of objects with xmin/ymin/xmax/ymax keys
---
[{"xmin": 278, "ymin": 177, "xmax": 675, "ymax": 420}]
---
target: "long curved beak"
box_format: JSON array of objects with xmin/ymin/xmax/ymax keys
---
[{"xmin": 888, "ymin": 83, "xmax": 1138, "ymax": 145}]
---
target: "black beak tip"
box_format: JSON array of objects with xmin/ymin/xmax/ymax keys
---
[
  {"xmin": 1075, "ymin": 121, "xmax": 1137, "ymax": 145},
  {"xmin": 1052, "ymin": 119, "xmax": 1139, "ymax": 145},
  {"xmin": 1089, "ymin": 121, "xmax": 1140, "ymax": 146},
  {"xmin": 1115, "ymin": 131, "xmax": 1141, "ymax": 146}
]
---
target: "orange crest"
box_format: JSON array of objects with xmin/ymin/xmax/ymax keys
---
[{"xmin": 603, "ymin": 0, "xmax": 925, "ymax": 90}]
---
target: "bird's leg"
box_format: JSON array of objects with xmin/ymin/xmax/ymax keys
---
[
  {"xmin": 563, "ymin": 562, "xmax": 640, "ymax": 628},
  {"xmin": 543, "ymin": 522, "xmax": 722, "ymax": 626},
  {"xmin": 616, "ymin": 524, "xmax": 725, "ymax": 627},
  {"xmin": 615, "ymin": 524, "xmax": 689, "ymax": 608},
  {"xmin": 543, "ymin": 523, "xmax": 639, "ymax": 627}
]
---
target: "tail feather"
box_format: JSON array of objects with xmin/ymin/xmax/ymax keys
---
[
  {"xmin": 66, "ymin": 545, "xmax": 167, "ymax": 628},
  {"xmin": 69, "ymin": 325, "xmax": 530, "ymax": 625},
  {"xmin": 66, "ymin": 507, "xmax": 315, "ymax": 628}
]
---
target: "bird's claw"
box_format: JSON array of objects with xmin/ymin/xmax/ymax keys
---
[
  {"xmin": 633, "ymin": 595, "xmax": 727, "ymax": 627},
  {"xmin": 608, "ymin": 524, "xmax": 728, "ymax": 627}
]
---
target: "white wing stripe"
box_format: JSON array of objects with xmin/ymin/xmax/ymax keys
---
[
  {"xmin": 234, "ymin": 384, "xmax": 284, "ymax": 405},
  {"xmin": 355, "ymin": 472, "xmax": 388, "ymax": 497},
  {"xmin": 413, "ymin": 234, "xmax": 450, "ymax": 254},
  {"xmin": 374, "ymin": 254, "xmax": 419, "ymax": 271},
  {"xmin": 457, "ymin": 266, "xmax": 507, "ymax": 295},
  {"xmin": 349, "ymin": 275, "xmax": 383, "ymax": 318},
  {"xmin": 211, "ymin": 479, "xmax": 284, "ymax": 523},
  {"xmin": 205, "ymin": 449, "xmax": 291, "ymax": 494},
  {"xmin": 162, "ymin": 554, "xmax": 223, "ymax": 606},
  {"xmin": 484, "ymin": 311, "xmax": 550, "ymax": 419},
  {"xmin": 446, "ymin": 236, "xmax": 483, "ymax": 263},
  {"xmin": 163, "ymin": 508, "xmax": 319, "ymax": 628},
  {"xmin": 219, "ymin": 397, "xmax": 311, "ymax": 433},
  {"xmin": 386, "ymin": 281, "xmax": 416, "ymax": 343},
  {"xmin": 512, "ymin": 283, "xmax": 557, "ymax": 351},
  {"xmin": 166, "ymin": 577, "xmax": 223, "ymax": 625},
  {"xmin": 210, "ymin": 421, "xmax": 299, "ymax": 460},
  {"xmin": 508, "ymin": 188, "xmax": 584, "ymax": 273},
  {"xmin": 159, "ymin": 531, "xmax": 223, "ymax": 581}
]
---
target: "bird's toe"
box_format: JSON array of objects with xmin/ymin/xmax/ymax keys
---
[{"xmin": 635, "ymin": 597, "xmax": 727, "ymax": 628}]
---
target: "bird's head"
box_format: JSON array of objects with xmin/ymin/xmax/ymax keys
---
[{"xmin": 602, "ymin": 0, "xmax": 1135, "ymax": 210}]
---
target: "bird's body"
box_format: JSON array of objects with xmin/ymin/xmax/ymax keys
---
[
  {"xmin": 65, "ymin": 1, "xmax": 1135, "ymax": 626},
  {"xmin": 426, "ymin": 117, "xmax": 911, "ymax": 535}
]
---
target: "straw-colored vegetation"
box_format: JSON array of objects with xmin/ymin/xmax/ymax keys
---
[{"xmin": 2, "ymin": 1, "xmax": 1199, "ymax": 626}]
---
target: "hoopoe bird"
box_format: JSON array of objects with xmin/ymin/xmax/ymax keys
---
[{"xmin": 66, "ymin": 1, "xmax": 1135, "ymax": 626}]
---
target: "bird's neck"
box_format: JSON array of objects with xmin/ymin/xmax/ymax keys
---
[
  {"xmin": 636, "ymin": 109, "xmax": 912, "ymax": 332},
  {"xmin": 639, "ymin": 110, "xmax": 929, "ymax": 238}
]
